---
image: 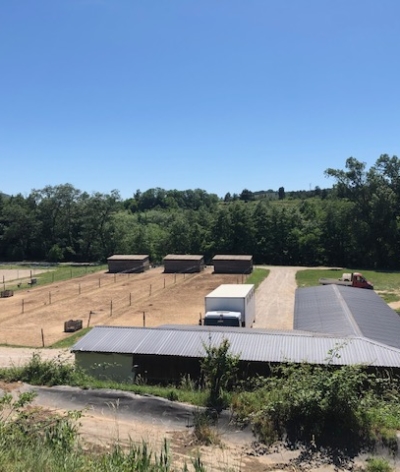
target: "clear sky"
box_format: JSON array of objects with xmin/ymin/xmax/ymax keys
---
[{"xmin": 1, "ymin": 0, "xmax": 399, "ymax": 199}]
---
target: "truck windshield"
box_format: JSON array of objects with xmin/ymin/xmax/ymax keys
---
[{"xmin": 204, "ymin": 318, "xmax": 240, "ymax": 327}]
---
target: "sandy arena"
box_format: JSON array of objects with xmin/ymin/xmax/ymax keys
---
[{"xmin": 0, "ymin": 267, "xmax": 243, "ymax": 347}]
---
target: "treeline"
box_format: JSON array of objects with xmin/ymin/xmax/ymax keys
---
[{"xmin": 0, "ymin": 154, "xmax": 399, "ymax": 269}]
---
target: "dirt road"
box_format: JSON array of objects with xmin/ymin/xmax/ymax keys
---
[{"xmin": 254, "ymin": 265, "xmax": 301, "ymax": 330}]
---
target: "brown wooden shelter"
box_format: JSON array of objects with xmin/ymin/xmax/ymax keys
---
[{"xmin": 212, "ymin": 255, "xmax": 253, "ymax": 274}]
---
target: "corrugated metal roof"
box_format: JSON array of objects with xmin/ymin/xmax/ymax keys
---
[
  {"xmin": 71, "ymin": 325, "xmax": 400, "ymax": 368},
  {"xmin": 206, "ymin": 284, "xmax": 254, "ymax": 298},
  {"xmin": 294, "ymin": 285, "xmax": 400, "ymax": 349},
  {"xmin": 212, "ymin": 255, "xmax": 253, "ymax": 261},
  {"xmin": 107, "ymin": 255, "xmax": 149, "ymax": 261},
  {"xmin": 163, "ymin": 254, "xmax": 204, "ymax": 261}
]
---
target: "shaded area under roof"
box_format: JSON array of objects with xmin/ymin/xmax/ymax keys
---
[
  {"xmin": 294, "ymin": 285, "xmax": 400, "ymax": 350},
  {"xmin": 71, "ymin": 325, "xmax": 400, "ymax": 368}
]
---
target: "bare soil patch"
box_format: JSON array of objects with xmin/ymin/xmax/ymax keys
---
[{"xmin": 0, "ymin": 267, "xmax": 241, "ymax": 346}]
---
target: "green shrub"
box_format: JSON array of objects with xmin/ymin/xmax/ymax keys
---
[
  {"xmin": 233, "ymin": 362, "xmax": 400, "ymax": 456},
  {"xmin": 200, "ymin": 337, "xmax": 240, "ymax": 412},
  {"xmin": 18, "ymin": 352, "xmax": 79, "ymax": 386},
  {"xmin": 366, "ymin": 457, "xmax": 393, "ymax": 472}
]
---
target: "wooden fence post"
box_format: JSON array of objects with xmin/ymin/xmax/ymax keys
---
[{"xmin": 41, "ymin": 329, "xmax": 45, "ymax": 347}]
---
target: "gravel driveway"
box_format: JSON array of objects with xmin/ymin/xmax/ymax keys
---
[{"xmin": 254, "ymin": 265, "xmax": 302, "ymax": 330}]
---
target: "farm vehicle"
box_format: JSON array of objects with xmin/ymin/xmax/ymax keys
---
[{"xmin": 319, "ymin": 272, "xmax": 373, "ymax": 290}]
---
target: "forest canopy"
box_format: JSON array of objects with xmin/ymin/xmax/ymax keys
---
[{"xmin": 0, "ymin": 155, "xmax": 399, "ymax": 269}]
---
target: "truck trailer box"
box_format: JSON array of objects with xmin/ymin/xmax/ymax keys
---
[{"xmin": 204, "ymin": 284, "xmax": 256, "ymax": 327}]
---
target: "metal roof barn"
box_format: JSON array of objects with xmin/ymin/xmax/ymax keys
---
[
  {"xmin": 107, "ymin": 255, "xmax": 150, "ymax": 273},
  {"xmin": 294, "ymin": 284, "xmax": 400, "ymax": 350},
  {"xmin": 212, "ymin": 255, "xmax": 253, "ymax": 274},
  {"xmin": 71, "ymin": 325, "xmax": 400, "ymax": 368},
  {"xmin": 163, "ymin": 254, "xmax": 205, "ymax": 273}
]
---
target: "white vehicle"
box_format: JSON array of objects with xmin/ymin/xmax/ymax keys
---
[{"xmin": 204, "ymin": 284, "xmax": 256, "ymax": 328}]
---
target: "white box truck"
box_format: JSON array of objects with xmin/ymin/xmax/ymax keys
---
[{"xmin": 204, "ymin": 284, "xmax": 256, "ymax": 328}]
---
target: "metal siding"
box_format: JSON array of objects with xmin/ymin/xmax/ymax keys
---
[{"xmin": 71, "ymin": 326, "xmax": 400, "ymax": 368}]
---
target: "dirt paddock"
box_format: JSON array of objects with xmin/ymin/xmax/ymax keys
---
[{"xmin": 0, "ymin": 267, "xmax": 243, "ymax": 347}]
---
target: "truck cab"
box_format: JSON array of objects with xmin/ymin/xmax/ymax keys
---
[
  {"xmin": 352, "ymin": 273, "xmax": 374, "ymax": 289},
  {"xmin": 203, "ymin": 311, "xmax": 243, "ymax": 327}
]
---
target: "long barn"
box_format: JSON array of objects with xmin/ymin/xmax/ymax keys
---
[
  {"xmin": 163, "ymin": 255, "xmax": 205, "ymax": 273},
  {"xmin": 71, "ymin": 324, "xmax": 400, "ymax": 384},
  {"xmin": 212, "ymin": 255, "xmax": 253, "ymax": 274},
  {"xmin": 107, "ymin": 255, "xmax": 150, "ymax": 273}
]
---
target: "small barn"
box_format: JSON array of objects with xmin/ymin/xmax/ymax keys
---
[
  {"xmin": 107, "ymin": 255, "xmax": 150, "ymax": 273},
  {"xmin": 212, "ymin": 255, "xmax": 253, "ymax": 274},
  {"xmin": 71, "ymin": 325, "xmax": 400, "ymax": 384},
  {"xmin": 163, "ymin": 254, "xmax": 205, "ymax": 273}
]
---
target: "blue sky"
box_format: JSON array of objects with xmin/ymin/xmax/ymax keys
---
[{"xmin": 1, "ymin": 0, "xmax": 399, "ymax": 199}]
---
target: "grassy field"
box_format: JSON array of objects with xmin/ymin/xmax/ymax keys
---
[
  {"xmin": 0, "ymin": 263, "xmax": 107, "ymax": 292},
  {"xmin": 246, "ymin": 268, "xmax": 269, "ymax": 288},
  {"xmin": 296, "ymin": 268, "xmax": 400, "ymax": 304}
]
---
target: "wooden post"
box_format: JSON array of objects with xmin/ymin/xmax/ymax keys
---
[
  {"xmin": 87, "ymin": 312, "xmax": 92, "ymax": 328},
  {"xmin": 174, "ymin": 273, "xmax": 177, "ymax": 284},
  {"xmin": 114, "ymin": 273, "xmax": 116, "ymax": 283},
  {"xmin": 30, "ymin": 270, "xmax": 32, "ymax": 279},
  {"xmin": 41, "ymin": 329, "xmax": 45, "ymax": 347},
  {"xmin": 199, "ymin": 313, "xmax": 202, "ymax": 326},
  {"xmin": 143, "ymin": 311, "xmax": 146, "ymax": 327},
  {"xmin": 2, "ymin": 275, "xmax": 4, "ymax": 284},
  {"xmin": 110, "ymin": 300, "xmax": 113, "ymax": 316},
  {"xmin": 129, "ymin": 293, "xmax": 132, "ymax": 306},
  {"xmin": 164, "ymin": 278, "xmax": 166, "ymax": 289},
  {"xmin": 22, "ymin": 299, "xmax": 24, "ymax": 314}
]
